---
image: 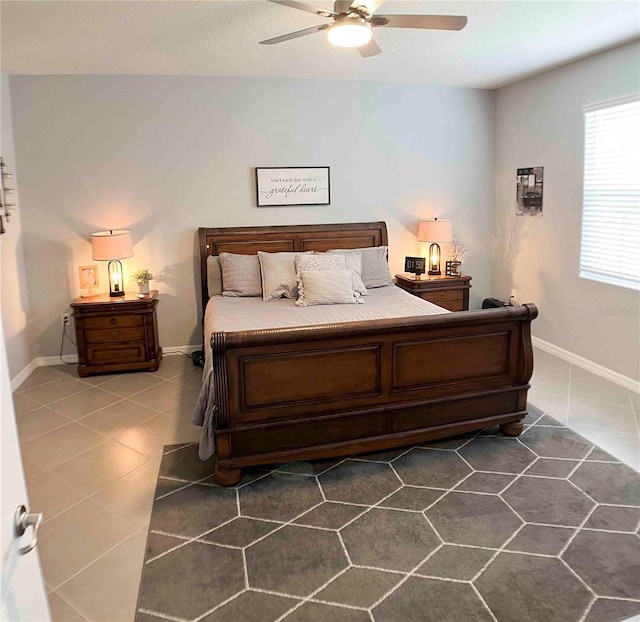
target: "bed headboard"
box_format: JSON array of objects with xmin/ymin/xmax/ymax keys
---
[{"xmin": 198, "ymin": 221, "xmax": 388, "ymax": 317}]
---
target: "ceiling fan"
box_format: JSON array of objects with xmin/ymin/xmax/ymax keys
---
[{"xmin": 259, "ymin": 0, "xmax": 468, "ymax": 57}]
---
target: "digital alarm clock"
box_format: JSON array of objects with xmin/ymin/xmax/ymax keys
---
[{"xmin": 404, "ymin": 256, "xmax": 426, "ymax": 277}]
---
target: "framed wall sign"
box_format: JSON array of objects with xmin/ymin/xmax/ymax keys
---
[
  {"xmin": 256, "ymin": 167, "xmax": 330, "ymax": 207},
  {"xmin": 404, "ymin": 256, "xmax": 426, "ymax": 276}
]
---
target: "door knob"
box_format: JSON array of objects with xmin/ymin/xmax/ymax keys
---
[{"xmin": 15, "ymin": 505, "xmax": 43, "ymax": 556}]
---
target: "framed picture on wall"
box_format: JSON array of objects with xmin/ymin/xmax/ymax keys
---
[
  {"xmin": 516, "ymin": 166, "xmax": 544, "ymax": 216},
  {"xmin": 255, "ymin": 167, "xmax": 330, "ymax": 207}
]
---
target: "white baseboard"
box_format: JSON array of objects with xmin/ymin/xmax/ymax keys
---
[
  {"xmin": 10, "ymin": 359, "xmax": 40, "ymax": 392},
  {"xmin": 532, "ymin": 337, "xmax": 640, "ymax": 394},
  {"xmin": 10, "ymin": 345, "xmax": 203, "ymax": 391}
]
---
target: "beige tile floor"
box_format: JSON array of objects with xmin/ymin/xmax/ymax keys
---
[
  {"xmin": 12, "ymin": 355, "xmax": 202, "ymax": 622},
  {"xmin": 11, "ymin": 348, "xmax": 640, "ymax": 621},
  {"xmin": 529, "ymin": 349, "xmax": 640, "ymax": 471}
]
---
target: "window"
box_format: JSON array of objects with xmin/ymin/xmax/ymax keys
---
[{"xmin": 580, "ymin": 94, "xmax": 640, "ymax": 291}]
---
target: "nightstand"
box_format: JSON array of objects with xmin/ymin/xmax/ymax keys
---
[
  {"xmin": 395, "ymin": 273, "xmax": 471, "ymax": 311},
  {"xmin": 71, "ymin": 290, "xmax": 162, "ymax": 376}
]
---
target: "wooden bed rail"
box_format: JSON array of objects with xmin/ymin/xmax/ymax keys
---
[
  {"xmin": 209, "ymin": 303, "xmax": 538, "ymax": 485},
  {"xmin": 211, "ymin": 303, "xmax": 538, "ymax": 349}
]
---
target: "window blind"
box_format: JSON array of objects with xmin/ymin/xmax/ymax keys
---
[{"xmin": 580, "ymin": 94, "xmax": 640, "ymax": 291}]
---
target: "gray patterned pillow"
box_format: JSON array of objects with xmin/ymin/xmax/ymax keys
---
[
  {"xmin": 295, "ymin": 254, "xmax": 345, "ymax": 273},
  {"xmin": 219, "ymin": 253, "xmax": 262, "ymax": 297}
]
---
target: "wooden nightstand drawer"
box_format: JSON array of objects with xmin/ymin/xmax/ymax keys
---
[
  {"xmin": 71, "ymin": 290, "xmax": 162, "ymax": 376},
  {"xmin": 84, "ymin": 315, "xmax": 143, "ymax": 330},
  {"xmin": 420, "ymin": 290, "xmax": 463, "ymax": 304},
  {"xmin": 420, "ymin": 291, "xmax": 464, "ymax": 312},
  {"xmin": 87, "ymin": 342, "xmax": 146, "ymax": 365},
  {"xmin": 85, "ymin": 327, "xmax": 146, "ymax": 344},
  {"xmin": 395, "ymin": 273, "xmax": 471, "ymax": 312}
]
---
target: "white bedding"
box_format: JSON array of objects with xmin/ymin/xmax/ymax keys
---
[{"xmin": 193, "ymin": 285, "xmax": 449, "ymax": 459}]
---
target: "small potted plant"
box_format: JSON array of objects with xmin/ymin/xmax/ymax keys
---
[
  {"xmin": 132, "ymin": 268, "xmax": 154, "ymax": 295},
  {"xmin": 446, "ymin": 241, "xmax": 466, "ymax": 277}
]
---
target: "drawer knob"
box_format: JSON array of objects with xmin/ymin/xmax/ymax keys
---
[{"xmin": 109, "ymin": 318, "xmax": 117, "ymax": 325}]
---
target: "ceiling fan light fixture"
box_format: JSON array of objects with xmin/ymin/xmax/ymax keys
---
[{"xmin": 327, "ymin": 17, "xmax": 372, "ymax": 47}]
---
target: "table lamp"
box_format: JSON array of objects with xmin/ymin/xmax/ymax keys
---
[
  {"xmin": 91, "ymin": 230, "xmax": 133, "ymax": 297},
  {"xmin": 418, "ymin": 219, "xmax": 453, "ymax": 276}
]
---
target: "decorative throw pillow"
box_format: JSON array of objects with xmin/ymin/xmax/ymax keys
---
[
  {"xmin": 329, "ymin": 252, "xmax": 368, "ymax": 295},
  {"xmin": 296, "ymin": 270, "xmax": 363, "ymax": 307},
  {"xmin": 295, "ymin": 253, "xmax": 345, "ymax": 273},
  {"xmin": 258, "ymin": 251, "xmax": 312, "ymax": 302},
  {"xmin": 219, "ymin": 253, "xmax": 262, "ymax": 297},
  {"xmin": 206, "ymin": 255, "xmax": 222, "ymax": 297},
  {"xmin": 328, "ymin": 246, "xmax": 392, "ymax": 288}
]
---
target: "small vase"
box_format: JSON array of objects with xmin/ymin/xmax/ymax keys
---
[{"xmin": 138, "ymin": 282, "xmax": 150, "ymax": 295}]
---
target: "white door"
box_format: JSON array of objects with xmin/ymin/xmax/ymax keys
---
[{"xmin": 0, "ymin": 312, "xmax": 50, "ymax": 621}]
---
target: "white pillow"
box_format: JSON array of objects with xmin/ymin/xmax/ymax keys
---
[
  {"xmin": 328, "ymin": 246, "xmax": 392, "ymax": 288},
  {"xmin": 296, "ymin": 270, "xmax": 363, "ymax": 307},
  {"xmin": 206, "ymin": 255, "xmax": 222, "ymax": 297},
  {"xmin": 219, "ymin": 253, "xmax": 262, "ymax": 297},
  {"xmin": 258, "ymin": 251, "xmax": 312, "ymax": 302}
]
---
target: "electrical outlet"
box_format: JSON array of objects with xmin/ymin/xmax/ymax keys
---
[
  {"xmin": 61, "ymin": 312, "xmax": 71, "ymax": 327},
  {"xmin": 509, "ymin": 289, "xmax": 517, "ymax": 305}
]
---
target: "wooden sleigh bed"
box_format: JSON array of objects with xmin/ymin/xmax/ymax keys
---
[{"xmin": 197, "ymin": 221, "xmax": 537, "ymax": 486}]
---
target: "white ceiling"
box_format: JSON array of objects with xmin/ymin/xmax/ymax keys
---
[{"xmin": 1, "ymin": 0, "xmax": 638, "ymax": 89}]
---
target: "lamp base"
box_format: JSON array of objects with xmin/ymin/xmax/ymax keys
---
[
  {"xmin": 107, "ymin": 260, "xmax": 125, "ymax": 298},
  {"xmin": 427, "ymin": 243, "xmax": 442, "ymax": 277}
]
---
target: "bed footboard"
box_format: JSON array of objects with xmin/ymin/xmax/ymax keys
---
[{"xmin": 210, "ymin": 304, "xmax": 537, "ymax": 485}]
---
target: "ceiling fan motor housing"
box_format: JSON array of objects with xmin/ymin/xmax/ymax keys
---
[{"xmin": 327, "ymin": 15, "xmax": 373, "ymax": 47}]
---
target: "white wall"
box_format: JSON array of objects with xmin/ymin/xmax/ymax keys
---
[
  {"xmin": 493, "ymin": 41, "xmax": 640, "ymax": 380},
  {"xmin": 0, "ymin": 73, "xmax": 34, "ymax": 379},
  {"xmin": 10, "ymin": 76, "xmax": 495, "ymax": 360}
]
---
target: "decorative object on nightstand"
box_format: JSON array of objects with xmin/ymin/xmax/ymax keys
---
[
  {"xmin": 71, "ymin": 290, "xmax": 162, "ymax": 376},
  {"xmin": 445, "ymin": 240, "xmax": 466, "ymax": 277},
  {"xmin": 395, "ymin": 273, "xmax": 471, "ymax": 311},
  {"xmin": 132, "ymin": 268, "xmax": 154, "ymax": 295},
  {"xmin": 0, "ymin": 157, "xmax": 17, "ymax": 235},
  {"xmin": 78, "ymin": 264, "xmax": 99, "ymax": 298},
  {"xmin": 418, "ymin": 218, "xmax": 452, "ymax": 276},
  {"xmin": 91, "ymin": 230, "xmax": 133, "ymax": 297}
]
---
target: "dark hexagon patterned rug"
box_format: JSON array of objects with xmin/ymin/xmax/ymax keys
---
[{"xmin": 135, "ymin": 407, "xmax": 640, "ymax": 622}]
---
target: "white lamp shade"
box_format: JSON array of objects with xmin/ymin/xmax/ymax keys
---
[
  {"xmin": 91, "ymin": 230, "xmax": 133, "ymax": 261},
  {"xmin": 417, "ymin": 219, "xmax": 453, "ymax": 243}
]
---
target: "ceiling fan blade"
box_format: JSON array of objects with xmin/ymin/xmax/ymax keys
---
[
  {"xmin": 260, "ymin": 23, "xmax": 329, "ymax": 45},
  {"xmin": 372, "ymin": 14, "xmax": 468, "ymax": 31},
  {"xmin": 268, "ymin": 0, "xmax": 336, "ymax": 18},
  {"xmin": 358, "ymin": 38, "xmax": 382, "ymax": 57},
  {"xmin": 351, "ymin": 0, "xmax": 386, "ymax": 13}
]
